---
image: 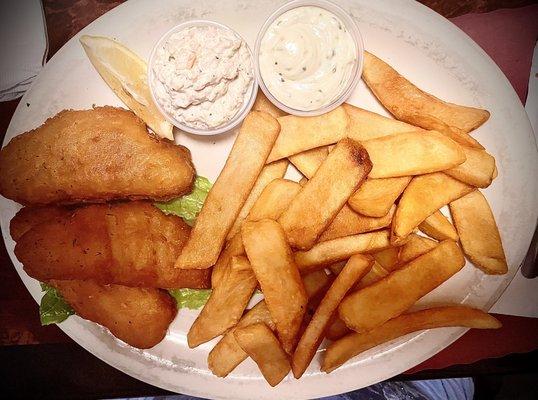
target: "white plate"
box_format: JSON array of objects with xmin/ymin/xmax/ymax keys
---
[{"xmin": 2, "ymin": 0, "xmax": 537, "ymax": 398}]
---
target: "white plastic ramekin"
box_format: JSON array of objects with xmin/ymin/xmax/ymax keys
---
[
  {"xmin": 254, "ymin": 0, "xmax": 364, "ymax": 116},
  {"xmin": 148, "ymin": 20, "xmax": 258, "ymax": 136}
]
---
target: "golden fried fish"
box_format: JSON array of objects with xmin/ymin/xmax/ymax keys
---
[
  {"xmin": 14, "ymin": 202, "xmax": 211, "ymax": 288},
  {"xmin": 10, "ymin": 206, "xmax": 72, "ymax": 242},
  {"xmin": 0, "ymin": 107, "xmax": 194, "ymax": 206},
  {"xmin": 51, "ymin": 279, "xmax": 177, "ymax": 349}
]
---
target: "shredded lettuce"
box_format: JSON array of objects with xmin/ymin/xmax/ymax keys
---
[
  {"xmin": 168, "ymin": 288, "xmax": 211, "ymax": 310},
  {"xmin": 39, "ymin": 283, "xmax": 74, "ymax": 325},
  {"xmin": 154, "ymin": 176, "xmax": 212, "ymax": 225}
]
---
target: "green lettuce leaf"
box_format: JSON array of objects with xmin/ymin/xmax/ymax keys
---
[
  {"xmin": 39, "ymin": 283, "xmax": 74, "ymax": 325},
  {"xmin": 168, "ymin": 288, "xmax": 211, "ymax": 310},
  {"xmin": 154, "ymin": 176, "xmax": 212, "ymax": 225},
  {"xmin": 158, "ymin": 176, "xmax": 213, "ymax": 309},
  {"xmin": 37, "ymin": 176, "xmax": 213, "ymax": 325}
]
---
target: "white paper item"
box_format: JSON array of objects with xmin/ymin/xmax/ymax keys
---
[
  {"xmin": 0, "ymin": 0, "xmax": 48, "ymax": 101},
  {"xmin": 491, "ymin": 42, "xmax": 538, "ymax": 318}
]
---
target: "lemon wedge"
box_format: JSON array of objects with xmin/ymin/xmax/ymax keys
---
[{"xmin": 80, "ymin": 35, "xmax": 173, "ymax": 140}]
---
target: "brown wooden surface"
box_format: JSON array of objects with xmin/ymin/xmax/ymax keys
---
[
  {"xmin": 43, "ymin": 0, "xmax": 124, "ymax": 60},
  {"xmin": 0, "ymin": 0, "xmax": 536, "ymax": 377},
  {"xmin": 40, "ymin": 0, "xmax": 536, "ymax": 64},
  {"xmin": 420, "ymin": 0, "xmax": 535, "ymax": 17}
]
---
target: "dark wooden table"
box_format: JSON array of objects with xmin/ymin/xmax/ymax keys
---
[{"xmin": 1, "ymin": 1, "xmax": 537, "ymax": 398}]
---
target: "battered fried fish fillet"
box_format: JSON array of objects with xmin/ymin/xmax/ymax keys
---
[
  {"xmin": 14, "ymin": 202, "xmax": 211, "ymax": 288},
  {"xmin": 50, "ymin": 279, "xmax": 177, "ymax": 349},
  {"xmin": 10, "ymin": 206, "xmax": 72, "ymax": 241},
  {"xmin": 11, "ymin": 207, "xmax": 179, "ymax": 348},
  {"xmin": 0, "ymin": 107, "xmax": 195, "ymax": 206}
]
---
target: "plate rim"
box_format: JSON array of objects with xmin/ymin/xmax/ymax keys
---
[{"xmin": 1, "ymin": 0, "xmax": 537, "ymax": 398}]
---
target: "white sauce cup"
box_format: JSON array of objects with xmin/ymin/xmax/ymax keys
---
[
  {"xmin": 148, "ymin": 20, "xmax": 258, "ymax": 136},
  {"xmin": 254, "ymin": 0, "xmax": 364, "ymax": 116}
]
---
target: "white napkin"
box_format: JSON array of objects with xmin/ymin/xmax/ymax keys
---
[
  {"xmin": 0, "ymin": 0, "xmax": 48, "ymax": 101},
  {"xmin": 491, "ymin": 42, "xmax": 538, "ymax": 318}
]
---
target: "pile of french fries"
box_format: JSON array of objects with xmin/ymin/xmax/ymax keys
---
[{"xmin": 175, "ymin": 51, "xmax": 506, "ymax": 386}]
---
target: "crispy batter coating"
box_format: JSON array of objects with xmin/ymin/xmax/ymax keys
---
[
  {"xmin": 10, "ymin": 206, "xmax": 72, "ymax": 241},
  {"xmin": 0, "ymin": 107, "xmax": 194, "ymax": 206},
  {"xmin": 15, "ymin": 202, "xmax": 211, "ymax": 288},
  {"xmin": 51, "ymin": 279, "xmax": 177, "ymax": 349}
]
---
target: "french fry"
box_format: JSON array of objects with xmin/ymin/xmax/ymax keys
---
[
  {"xmin": 188, "ymin": 256, "xmax": 257, "ymax": 348},
  {"xmin": 302, "ymin": 269, "xmax": 332, "ymax": 300},
  {"xmin": 294, "ymin": 230, "xmax": 391, "ymax": 273},
  {"xmin": 327, "ymin": 261, "xmax": 389, "ymax": 341},
  {"xmin": 328, "ymin": 261, "xmax": 347, "ymax": 275},
  {"xmin": 242, "ymin": 219, "xmax": 308, "ymax": 353},
  {"xmin": 345, "ymin": 103, "xmax": 484, "ymax": 149},
  {"xmin": 444, "ymin": 147, "xmax": 496, "ymax": 188},
  {"xmin": 234, "ymin": 323, "xmax": 291, "ymax": 386},
  {"xmin": 318, "ymin": 204, "xmax": 394, "ymax": 242},
  {"xmin": 289, "ymin": 146, "xmax": 329, "ymax": 178},
  {"xmin": 362, "ymin": 131, "xmax": 466, "ymax": 178},
  {"xmin": 323, "ymin": 306, "xmax": 501, "ymax": 372},
  {"xmin": 265, "ymin": 100, "xmax": 482, "ymax": 164},
  {"xmin": 450, "ymin": 190, "xmax": 508, "ymax": 274},
  {"xmin": 208, "ymin": 266, "xmax": 330, "ymax": 377},
  {"xmin": 354, "ymin": 261, "xmax": 390, "ymax": 289},
  {"xmin": 436, "ymin": 127, "xmax": 485, "ymax": 150},
  {"xmin": 339, "ymin": 240, "xmax": 465, "ymax": 332},
  {"xmin": 326, "ymin": 317, "xmax": 351, "ymax": 341},
  {"xmin": 252, "ymin": 90, "xmax": 287, "ymax": 118},
  {"xmin": 292, "ymin": 255, "xmax": 373, "ymax": 378},
  {"xmin": 392, "ymin": 172, "xmax": 473, "ymax": 243},
  {"xmin": 324, "ymin": 263, "xmax": 386, "ymax": 342},
  {"xmin": 419, "ymin": 210, "xmax": 459, "ymax": 241},
  {"xmin": 398, "ymin": 233, "xmax": 438, "ymax": 264},
  {"xmin": 330, "ymin": 259, "xmax": 390, "ymax": 289},
  {"xmin": 267, "ymin": 106, "xmax": 349, "ymax": 162},
  {"xmin": 208, "ymin": 301, "xmax": 274, "ymax": 377},
  {"xmin": 211, "ymin": 232, "xmax": 245, "ymax": 288},
  {"xmin": 362, "ymin": 51, "xmax": 490, "ymax": 136},
  {"xmin": 297, "ymin": 273, "xmax": 338, "ymax": 339},
  {"xmin": 176, "ymin": 111, "xmax": 280, "ymax": 269},
  {"xmin": 227, "ymin": 160, "xmax": 288, "ymax": 240},
  {"xmin": 291, "ymin": 273, "xmax": 331, "ymax": 347},
  {"xmin": 348, "ymin": 177, "xmax": 411, "ymax": 218},
  {"xmin": 373, "ymin": 247, "xmax": 400, "ymax": 272},
  {"xmin": 344, "ymin": 103, "xmax": 421, "ymax": 141},
  {"xmin": 279, "ymin": 139, "xmax": 372, "ymax": 249},
  {"xmin": 247, "ymin": 179, "xmax": 302, "ymax": 222},
  {"xmin": 212, "ymin": 178, "xmax": 302, "ymax": 287}
]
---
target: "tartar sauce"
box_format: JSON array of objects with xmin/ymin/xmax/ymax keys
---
[
  {"xmin": 151, "ymin": 25, "xmax": 253, "ymax": 129},
  {"xmin": 259, "ymin": 6, "xmax": 356, "ymax": 111}
]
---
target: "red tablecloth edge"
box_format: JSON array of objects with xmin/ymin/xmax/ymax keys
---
[
  {"xmin": 449, "ymin": 4, "xmax": 538, "ymax": 103},
  {"xmin": 406, "ymin": 314, "xmax": 538, "ymax": 374}
]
